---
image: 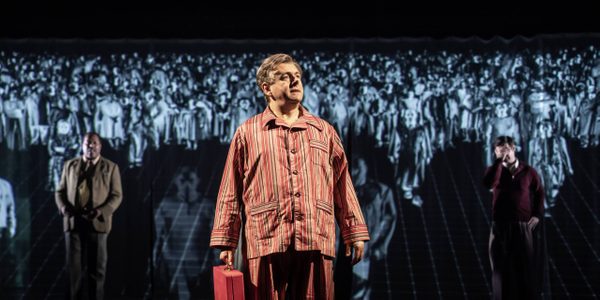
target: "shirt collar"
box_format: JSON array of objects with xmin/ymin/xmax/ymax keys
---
[
  {"xmin": 83, "ymin": 156, "xmax": 101, "ymax": 166},
  {"xmin": 502, "ymin": 159, "xmax": 519, "ymax": 172},
  {"xmin": 260, "ymin": 105, "xmax": 323, "ymax": 131}
]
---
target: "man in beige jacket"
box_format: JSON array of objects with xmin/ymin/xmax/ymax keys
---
[{"xmin": 55, "ymin": 132, "xmax": 122, "ymax": 300}]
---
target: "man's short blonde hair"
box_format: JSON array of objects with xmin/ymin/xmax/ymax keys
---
[{"xmin": 256, "ymin": 53, "xmax": 302, "ymax": 101}]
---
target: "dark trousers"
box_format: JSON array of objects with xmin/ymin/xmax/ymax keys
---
[
  {"xmin": 489, "ymin": 221, "xmax": 538, "ymax": 300},
  {"xmin": 65, "ymin": 218, "xmax": 108, "ymax": 300}
]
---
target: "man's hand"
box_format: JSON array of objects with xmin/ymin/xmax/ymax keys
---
[
  {"xmin": 60, "ymin": 206, "xmax": 72, "ymax": 216},
  {"xmin": 345, "ymin": 241, "xmax": 365, "ymax": 265},
  {"xmin": 83, "ymin": 208, "xmax": 99, "ymax": 220},
  {"xmin": 219, "ymin": 250, "xmax": 234, "ymax": 267},
  {"xmin": 528, "ymin": 216, "xmax": 540, "ymax": 230},
  {"xmin": 494, "ymin": 147, "xmax": 505, "ymax": 160}
]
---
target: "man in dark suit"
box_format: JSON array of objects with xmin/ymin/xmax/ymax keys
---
[{"xmin": 55, "ymin": 132, "xmax": 122, "ymax": 300}]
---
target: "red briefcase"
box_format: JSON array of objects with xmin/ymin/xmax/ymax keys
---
[{"xmin": 213, "ymin": 265, "xmax": 245, "ymax": 300}]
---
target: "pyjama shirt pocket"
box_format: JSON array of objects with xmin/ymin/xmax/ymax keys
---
[
  {"xmin": 249, "ymin": 201, "xmax": 279, "ymax": 240},
  {"xmin": 316, "ymin": 200, "xmax": 334, "ymax": 238},
  {"xmin": 309, "ymin": 139, "xmax": 329, "ymax": 166}
]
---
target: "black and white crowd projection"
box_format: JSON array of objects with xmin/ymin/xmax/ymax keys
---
[{"xmin": 0, "ymin": 37, "xmax": 599, "ymax": 299}]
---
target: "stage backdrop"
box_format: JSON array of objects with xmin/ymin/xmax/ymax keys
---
[{"xmin": 0, "ymin": 37, "xmax": 599, "ymax": 299}]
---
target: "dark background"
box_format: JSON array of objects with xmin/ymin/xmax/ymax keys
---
[{"xmin": 2, "ymin": 2, "xmax": 600, "ymax": 40}]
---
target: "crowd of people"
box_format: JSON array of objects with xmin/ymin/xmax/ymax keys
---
[{"xmin": 1, "ymin": 45, "xmax": 599, "ymax": 213}]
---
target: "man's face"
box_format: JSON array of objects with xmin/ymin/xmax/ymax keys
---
[
  {"xmin": 264, "ymin": 63, "xmax": 303, "ymax": 104},
  {"xmin": 82, "ymin": 135, "xmax": 102, "ymax": 160},
  {"xmin": 57, "ymin": 120, "xmax": 71, "ymax": 135},
  {"xmin": 495, "ymin": 103, "xmax": 508, "ymax": 118},
  {"xmin": 240, "ymin": 98, "xmax": 250, "ymax": 109}
]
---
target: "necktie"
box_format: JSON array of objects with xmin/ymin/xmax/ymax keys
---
[{"xmin": 77, "ymin": 162, "xmax": 92, "ymax": 208}]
